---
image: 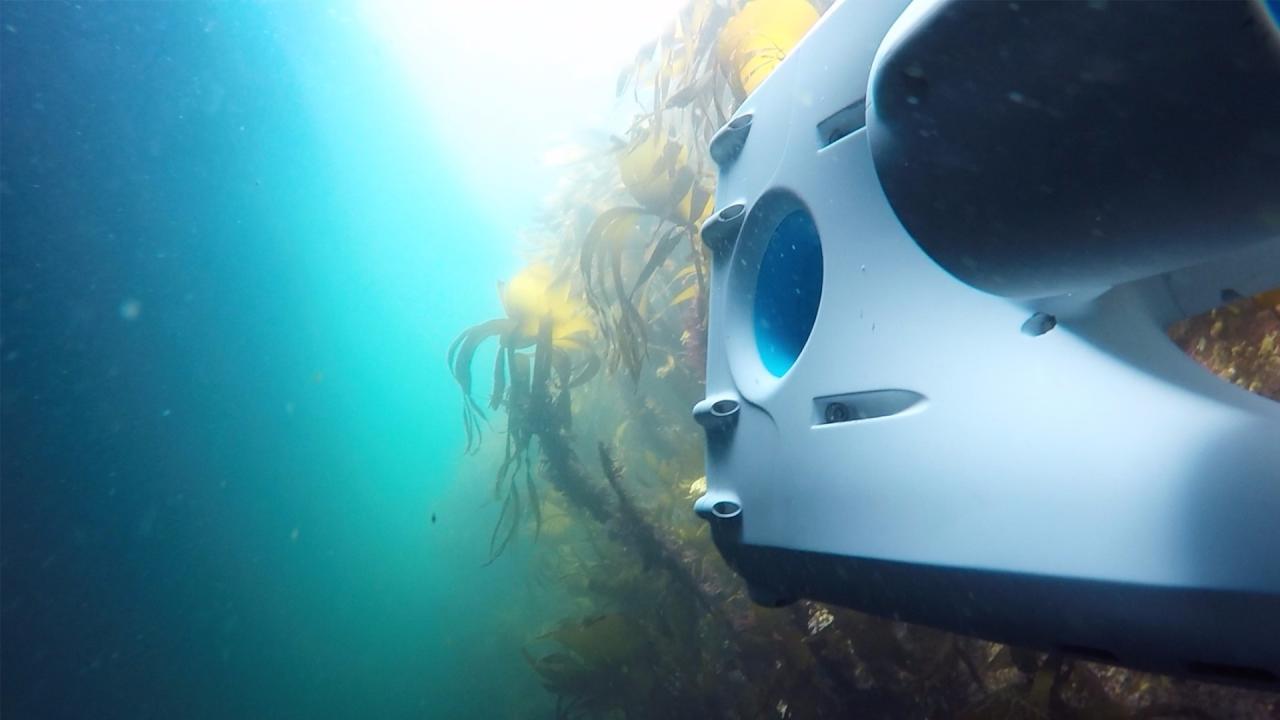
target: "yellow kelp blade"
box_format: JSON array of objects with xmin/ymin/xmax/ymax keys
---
[
  {"xmin": 618, "ymin": 130, "xmax": 694, "ymax": 218},
  {"xmin": 717, "ymin": 0, "xmax": 819, "ymax": 101},
  {"xmin": 679, "ymin": 174, "xmax": 716, "ymax": 228},
  {"xmin": 499, "ymin": 264, "xmax": 595, "ymax": 348},
  {"xmin": 551, "ymin": 314, "xmax": 594, "ymax": 347},
  {"xmin": 499, "ymin": 264, "xmax": 556, "ymax": 339},
  {"xmin": 670, "ymin": 283, "xmax": 699, "ymax": 307},
  {"xmin": 617, "ymin": 128, "xmax": 716, "ymax": 225}
]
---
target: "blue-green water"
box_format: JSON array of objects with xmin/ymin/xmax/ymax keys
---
[
  {"xmin": 9, "ymin": 3, "xmax": 1280, "ymax": 719},
  {"xmin": 2, "ymin": 4, "xmax": 548, "ymax": 717}
]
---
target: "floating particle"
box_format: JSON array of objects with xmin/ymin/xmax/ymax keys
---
[{"xmin": 119, "ymin": 298, "xmax": 142, "ymax": 321}]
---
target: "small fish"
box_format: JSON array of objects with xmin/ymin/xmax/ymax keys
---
[{"xmin": 430, "ymin": 512, "xmax": 437, "ymax": 525}]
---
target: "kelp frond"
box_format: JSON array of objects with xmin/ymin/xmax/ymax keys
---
[
  {"xmin": 578, "ymin": 132, "xmax": 712, "ymax": 382},
  {"xmin": 448, "ymin": 318, "xmax": 515, "ymax": 454},
  {"xmin": 450, "ymin": 264, "xmax": 602, "ymax": 562}
]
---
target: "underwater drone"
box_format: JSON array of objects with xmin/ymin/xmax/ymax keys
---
[{"xmin": 692, "ymin": 0, "xmax": 1280, "ymax": 685}]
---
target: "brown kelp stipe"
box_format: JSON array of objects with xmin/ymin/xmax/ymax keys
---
[{"xmin": 596, "ymin": 442, "xmax": 717, "ymax": 613}]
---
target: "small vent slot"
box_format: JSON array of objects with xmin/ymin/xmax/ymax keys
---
[
  {"xmin": 817, "ymin": 99, "xmax": 867, "ymax": 147},
  {"xmin": 1059, "ymin": 645, "xmax": 1118, "ymax": 663},
  {"xmin": 1186, "ymin": 661, "xmax": 1278, "ymax": 684},
  {"xmin": 813, "ymin": 389, "xmax": 926, "ymax": 426}
]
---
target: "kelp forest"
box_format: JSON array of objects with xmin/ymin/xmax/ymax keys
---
[{"xmin": 445, "ymin": 1, "xmax": 1280, "ymax": 717}]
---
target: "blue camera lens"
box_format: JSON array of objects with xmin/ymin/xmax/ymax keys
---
[{"xmin": 754, "ymin": 209, "xmax": 823, "ymax": 377}]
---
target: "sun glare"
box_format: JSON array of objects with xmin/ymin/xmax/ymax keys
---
[{"xmin": 358, "ymin": 0, "xmax": 689, "ymax": 225}]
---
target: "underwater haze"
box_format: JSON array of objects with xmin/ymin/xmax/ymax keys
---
[
  {"xmin": 5, "ymin": 1, "xmax": 1280, "ymax": 719},
  {"xmin": 2, "ymin": 2, "xmax": 562, "ymax": 717}
]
